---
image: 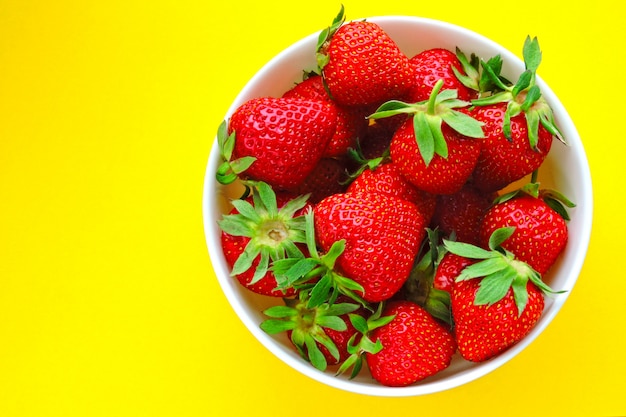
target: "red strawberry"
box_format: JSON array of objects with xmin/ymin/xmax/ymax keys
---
[
  {"xmin": 452, "ymin": 276, "xmax": 545, "ymax": 362},
  {"xmin": 407, "ymin": 48, "xmax": 472, "ymax": 103},
  {"xmin": 347, "ymin": 162, "xmax": 437, "ymax": 221},
  {"xmin": 224, "ymin": 96, "xmax": 337, "ymax": 190},
  {"xmin": 365, "ymin": 300, "xmax": 456, "ymax": 386},
  {"xmin": 314, "ymin": 192, "xmax": 427, "ymax": 302},
  {"xmin": 370, "ymin": 80, "xmax": 484, "ymax": 195},
  {"xmin": 433, "ymin": 251, "xmax": 475, "ymax": 295},
  {"xmin": 469, "ymin": 102, "xmax": 554, "ymax": 192},
  {"xmin": 288, "ymin": 157, "xmax": 349, "ymax": 204},
  {"xmin": 282, "ymin": 74, "xmax": 368, "ymax": 157},
  {"xmin": 443, "ymin": 228, "xmax": 562, "ymax": 362},
  {"xmin": 479, "ymin": 191, "xmax": 570, "ymax": 275},
  {"xmin": 430, "ymin": 183, "xmax": 496, "ymax": 245},
  {"xmin": 469, "ymin": 37, "xmax": 565, "ymax": 193},
  {"xmin": 261, "ymin": 292, "xmax": 363, "ymax": 370},
  {"xmin": 219, "ymin": 182, "xmax": 312, "ymax": 297},
  {"xmin": 317, "ymin": 7, "xmax": 415, "ymax": 107},
  {"xmin": 389, "ymin": 115, "xmax": 482, "ymax": 195}
]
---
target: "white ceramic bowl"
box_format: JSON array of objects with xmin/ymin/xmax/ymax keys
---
[{"xmin": 202, "ymin": 16, "xmax": 593, "ymax": 396}]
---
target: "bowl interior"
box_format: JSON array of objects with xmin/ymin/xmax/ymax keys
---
[{"xmin": 202, "ymin": 16, "xmax": 593, "ymax": 396}]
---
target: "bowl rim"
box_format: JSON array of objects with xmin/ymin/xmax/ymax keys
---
[{"xmin": 202, "ymin": 14, "xmax": 593, "ymax": 396}]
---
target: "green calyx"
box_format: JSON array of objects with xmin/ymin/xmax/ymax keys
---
[
  {"xmin": 470, "ymin": 36, "xmax": 567, "ymax": 147},
  {"xmin": 453, "ymin": 47, "xmax": 511, "ymax": 96},
  {"xmin": 215, "ymin": 120, "xmax": 256, "ymax": 185},
  {"xmin": 369, "ymin": 79, "xmax": 484, "ymax": 166},
  {"xmin": 260, "ymin": 290, "xmax": 360, "ymax": 371},
  {"xmin": 271, "ymin": 210, "xmax": 368, "ymax": 309},
  {"xmin": 315, "ymin": 4, "xmax": 346, "ymax": 72},
  {"xmin": 217, "ymin": 181, "xmax": 309, "ymax": 285},
  {"xmin": 443, "ymin": 226, "xmax": 564, "ymax": 316},
  {"xmin": 495, "ymin": 170, "xmax": 577, "ymax": 221},
  {"xmin": 401, "ymin": 228, "xmax": 453, "ymax": 325},
  {"xmin": 343, "ymin": 138, "xmax": 390, "ymax": 185},
  {"xmin": 336, "ymin": 302, "xmax": 395, "ymax": 379}
]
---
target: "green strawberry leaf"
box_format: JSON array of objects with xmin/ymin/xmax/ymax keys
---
[
  {"xmin": 325, "ymin": 302, "xmax": 360, "ymax": 317},
  {"xmin": 308, "ymin": 273, "xmax": 334, "ymax": 308},
  {"xmin": 511, "ymin": 274, "xmax": 530, "ymax": 316},
  {"xmin": 474, "ymin": 266, "xmax": 516, "ymax": 306},
  {"xmin": 446, "ymin": 226, "xmax": 565, "ymax": 314},
  {"xmin": 521, "ymin": 85, "xmax": 542, "ymax": 112},
  {"xmin": 440, "ymin": 109, "xmax": 485, "ymax": 139},
  {"xmin": 316, "ymin": 4, "xmax": 345, "ymax": 71},
  {"xmin": 443, "ymin": 239, "xmax": 497, "ymax": 260},
  {"xmin": 305, "ymin": 334, "xmax": 328, "ymax": 371},
  {"xmin": 230, "ymin": 243, "xmax": 261, "ymax": 277},
  {"xmin": 453, "ymin": 47, "xmax": 480, "ymax": 91},
  {"xmin": 336, "ymin": 304, "xmax": 394, "ymax": 379},
  {"xmin": 457, "ymin": 257, "xmax": 507, "ymax": 281},
  {"xmin": 263, "ymin": 305, "xmax": 299, "ymax": 319},
  {"xmin": 260, "ymin": 319, "xmax": 296, "ymax": 334},
  {"xmin": 215, "ymin": 120, "xmax": 257, "ymax": 185},
  {"xmin": 368, "ymin": 100, "xmax": 416, "ymax": 119},
  {"xmin": 316, "ymin": 315, "xmax": 348, "ymax": 332},
  {"xmin": 348, "ymin": 313, "xmax": 368, "ymax": 334},
  {"xmin": 229, "ymin": 198, "xmax": 262, "ymax": 224},
  {"xmin": 488, "ymin": 226, "xmax": 516, "ymax": 250},
  {"xmin": 414, "ymin": 111, "xmax": 436, "ymax": 165},
  {"xmin": 523, "ymin": 36, "xmax": 542, "ymax": 72},
  {"xmin": 512, "ymin": 70, "xmax": 533, "ymax": 97}
]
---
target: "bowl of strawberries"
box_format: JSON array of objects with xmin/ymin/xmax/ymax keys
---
[{"xmin": 202, "ymin": 7, "xmax": 592, "ymax": 396}]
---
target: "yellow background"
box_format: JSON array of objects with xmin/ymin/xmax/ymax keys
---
[{"xmin": 1, "ymin": 0, "xmax": 624, "ymax": 416}]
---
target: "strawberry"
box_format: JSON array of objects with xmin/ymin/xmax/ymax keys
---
[
  {"xmin": 479, "ymin": 186, "xmax": 572, "ymax": 275},
  {"xmin": 261, "ymin": 291, "xmax": 363, "ymax": 370},
  {"xmin": 282, "ymin": 73, "xmax": 368, "ymax": 157},
  {"xmin": 370, "ymin": 78, "xmax": 484, "ymax": 195},
  {"xmin": 469, "ymin": 37, "xmax": 565, "ymax": 192},
  {"xmin": 313, "ymin": 191, "xmax": 427, "ymax": 302},
  {"xmin": 221, "ymin": 96, "xmax": 337, "ymax": 190},
  {"xmin": 452, "ymin": 275, "xmax": 545, "ymax": 362},
  {"xmin": 469, "ymin": 102, "xmax": 554, "ymax": 192},
  {"xmin": 288, "ymin": 157, "xmax": 349, "ymax": 204},
  {"xmin": 443, "ymin": 227, "xmax": 563, "ymax": 362},
  {"xmin": 365, "ymin": 300, "xmax": 456, "ymax": 386},
  {"xmin": 407, "ymin": 47, "xmax": 472, "ymax": 103},
  {"xmin": 433, "ymin": 251, "xmax": 475, "ymax": 295},
  {"xmin": 218, "ymin": 182, "xmax": 312, "ymax": 297},
  {"xmin": 316, "ymin": 6, "xmax": 415, "ymax": 107},
  {"xmin": 346, "ymin": 162, "xmax": 437, "ymax": 222},
  {"xmin": 429, "ymin": 182, "xmax": 496, "ymax": 245}
]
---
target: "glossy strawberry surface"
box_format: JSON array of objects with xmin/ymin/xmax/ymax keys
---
[
  {"xmin": 313, "ymin": 192, "xmax": 426, "ymax": 302},
  {"xmin": 390, "ymin": 117, "xmax": 481, "ymax": 195},
  {"xmin": 282, "ymin": 75, "xmax": 368, "ymax": 157},
  {"xmin": 470, "ymin": 103, "xmax": 553, "ymax": 193},
  {"xmin": 321, "ymin": 20, "xmax": 415, "ymax": 107},
  {"xmin": 366, "ymin": 300, "xmax": 456, "ymax": 386},
  {"xmin": 228, "ymin": 97, "xmax": 337, "ymax": 190},
  {"xmin": 407, "ymin": 48, "xmax": 472, "ymax": 102},
  {"xmin": 479, "ymin": 194, "xmax": 568, "ymax": 274},
  {"xmin": 346, "ymin": 162, "xmax": 437, "ymax": 221},
  {"xmin": 452, "ymin": 279, "xmax": 545, "ymax": 362}
]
